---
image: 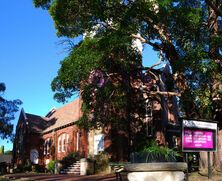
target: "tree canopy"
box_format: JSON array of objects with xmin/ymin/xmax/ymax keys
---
[
  {"xmin": 34, "ymin": 0, "xmax": 222, "ymax": 123},
  {"xmin": 0, "ymin": 83, "xmax": 22, "ymax": 140}
]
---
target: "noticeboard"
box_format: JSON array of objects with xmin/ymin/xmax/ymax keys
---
[{"xmin": 182, "ymin": 119, "xmax": 217, "ymax": 152}]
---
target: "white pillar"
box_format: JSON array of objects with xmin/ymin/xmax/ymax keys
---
[{"xmin": 80, "ymin": 158, "xmax": 88, "ymax": 175}]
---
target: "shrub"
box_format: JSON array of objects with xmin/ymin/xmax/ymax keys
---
[
  {"xmin": 94, "ymin": 152, "xmax": 110, "ymax": 174},
  {"xmin": 14, "ymin": 164, "xmax": 31, "ymax": 173},
  {"xmin": 131, "ymin": 141, "xmax": 180, "ymax": 163},
  {"xmin": 47, "ymin": 160, "xmax": 55, "ymax": 173},
  {"xmin": 14, "ymin": 163, "xmax": 45, "ymax": 173},
  {"xmin": 31, "ymin": 164, "xmax": 45, "ymax": 173}
]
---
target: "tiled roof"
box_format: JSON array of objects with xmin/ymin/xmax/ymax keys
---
[
  {"xmin": 42, "ymin": 98, "xmax": 82, "ymax": 133},
  {"xmin": 25, "ymin": 113, "xmax": 50, "ymax": 133}
]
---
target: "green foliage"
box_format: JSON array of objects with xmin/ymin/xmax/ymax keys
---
[
  {"xmin": 52, "ymin": 30, "xmax": 141, "ymax": 130},
  {"xmin": 47, "ymin": 160, "xmax": 56, "ymax": 173},
  {"xmin": 31, "ymin": 164, "xmax": 45, "ymax": 173},
  {"xmin": 0, "ymin": 146, "xmax": 4, "ymax": 155},
  {"xmin": 94, "ymin": 152, "xmax": 110, "ymax": 174},
  {"xmin": 34, "ymin": 0, "xmax": 222, "ymax": 133},
  {"xmin": 51, "ymin": 38, "xmax": 103, "ymax": 103},
  {"xmin": 33, "ymin": 0, "xmax": 51, "ymax": 9},
  {"xmin": 59, "ymin": 152, "xmax": 81, "ymax": 169},
  {"xmin": 131, "ymin": 141, "xmax": 180, "ymax": 163},
  {"xmin": 14, "ymin": 164, "xmax": 32, "ymax": 173},
  {"xmin": 4, "ymin": 150, "xmax": 12, "ymax": 155},
  {"xmin": 0, "ymin": 83, "xmax": 22, "ymax": 140}
]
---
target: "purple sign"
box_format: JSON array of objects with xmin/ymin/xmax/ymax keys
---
[{"xmin": 183, "ymin": 129, "xmax": 213, "ymax": 149}]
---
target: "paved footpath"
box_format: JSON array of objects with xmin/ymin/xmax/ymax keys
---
[
  {"xmin": 4, "ymin": 172, "xmax": 222, "ymax": 181},
  {"xmin": 3, "ymin": 173, "xmax": 127, "ymax": 181}
]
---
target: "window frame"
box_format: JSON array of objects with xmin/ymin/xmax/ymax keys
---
[{"xmin": 58, "ymin": 133, "xmax": 69, "ymax": 153}]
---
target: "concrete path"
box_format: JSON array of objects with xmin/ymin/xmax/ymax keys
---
[
  {"xmin": 3, "ymin": 173, "xmax": 127, "ymax": 181},
  {"xmin": 4, "ymin": 172, "xmax": 222, "ymax": 181}
]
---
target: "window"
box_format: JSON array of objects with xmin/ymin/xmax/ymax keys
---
[
  {"xmin": 58, "ymin": 137, "xmax": 62, "ymax": 153},
  {"xmin": 30, "ymin": 149, "xmax": 39, "ymax": 164},
  {"xmin": 58, "ymin": 133, "xmax": 69, "ymax": 153},
  {"xmin": 44, "ymin": 142, "xmax": 47, "ymax": 155},
  {"xmin": 62, "ymin": 135, "xmax": 66, "ymax": 152},
  {"xmin": 76, "ymin": 132, "xmax": 79, "ymax": 151},
  {"xmin": 94, "ymin": 134, "xmax": 104, "ymax": 155},
  {"xmin": 44, "ymin": 138, "xmax": 51, "ymax": 155},
  {"xmin": 67, "ymin": 134, "xmax": 69, "ymax": 144}
]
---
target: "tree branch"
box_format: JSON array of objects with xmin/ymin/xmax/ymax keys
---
[
  {"xmin": 205, "ymin": 0, "xmax": 222, "ymax": 17},
  {"xmin": 149, "ymin": 91, "xmax": 181, "ymax": 97},
  {"xmin": 140, "ymin": 86, "xmax": 181, "ymax": 97},
  {"xmin": 150, "ymin": 50, "xmax": 163, "ymax": 69},
  {"xmin": 131, "ymin": 34, "xmax": 162, "ymax": 50}
]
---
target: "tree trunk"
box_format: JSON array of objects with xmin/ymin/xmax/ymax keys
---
[
  {"xmin": 199, "ymin": 151, "xmax": 213, "ymax": 175},
  {"xmin": 213, "ymin": 130, "xmax": 222, "ymax": 172},
  {"xmin": 199, "ymin": 2, "xmax": 222, "ymax": 173},
  {"xmin": 199, "ymin": 130, "xmax": 222, "ymax": 174}
]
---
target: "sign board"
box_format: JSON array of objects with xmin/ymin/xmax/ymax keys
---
[{"xmin": 182, "ymin": 119, "xmax": 217, "ymax": 152}]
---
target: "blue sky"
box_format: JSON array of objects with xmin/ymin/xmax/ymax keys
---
[
  {"xmin": 0, "ymin": 0, "xmax": 66, "ymax": 150},
  {"xmin": 0, "ymin": 0, "xmax": 158, "ymax": 151}
]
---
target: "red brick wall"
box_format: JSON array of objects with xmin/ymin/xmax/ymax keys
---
[
  {"xmin": 14, "ymin": 132, "xmax": 44, "ymax": 166},
  {"xmin": 55, "ymin": 126, "xmax": 75, "ymax": 160},
  {"xmin": 79, "ymin": 129, "xmax": 88, "ymax": 158},
  {"xmin": 103, "ymin": 126, "xmax": 129, "ymax": 162},
  {"xmin": 27, "ymin": 133, "xmax": 44, "ymax": 165},
  {"xmin": 42, "ymin": 125, "xmax": 88, "ymax": 163}
]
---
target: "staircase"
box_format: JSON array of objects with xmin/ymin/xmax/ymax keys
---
[{"xmin": 60, "ymin": 161, "xmax": 80, "ymax": 175}]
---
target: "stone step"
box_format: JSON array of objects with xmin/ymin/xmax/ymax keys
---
[
  {"xmin": 64, "ymin": 168, "xmax": 80, "ymax": 172},
  {"xmin": 66, "ymin": 171, "xmax": 80, "ymax": 174},
  {"xmin": 68, "ymin": 164, "xmax": 80, "ymax": 166},
  {"xmin": 68, "ymin": 165, "xmax": 80, "ymax": 168},
  {"xmin": 60, "ymin": 161, "xmax": 81, "ymax": 174},
  {"xmin": 67, "ymin": 166, "xmax": 80, "ymax": 169},
  {"xmin": 60, "ymin": 170, "xmax": 80, "ymax": 174},
  {"xmin": 69, "ymin": 167, "xmax": 79, "ymax": 170},
  {"xmin": 60, "ymin": 171, "xmax": 80, "ymax": 175}
]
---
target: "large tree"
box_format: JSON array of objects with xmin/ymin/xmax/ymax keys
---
[
  {"xmin": 34, "ymin": 0, "xmax": 222, "ymax": 165},
  {"xmin": 0, "ymin": 83, "xmax": 22, "ymax": 140},
  {"xmin": 33, "ymin": 0, "xmax": 221, "ymax": 118}
]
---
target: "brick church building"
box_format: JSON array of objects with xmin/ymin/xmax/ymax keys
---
[
  {"xmin": 13, "ymin": 98, "xmax": 89, "ymax": 166},
  {"xmin": 13, "ymin": 97, "xmax": 123, "ymax": 167},
  {"xmin": 13, "ymin": 69, "xmax": 180, "ymax": 167}
]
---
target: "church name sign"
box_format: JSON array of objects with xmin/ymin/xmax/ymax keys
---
[{"xmin": 182, "ymin": 119, "xmax": 217, "ymax": 152}]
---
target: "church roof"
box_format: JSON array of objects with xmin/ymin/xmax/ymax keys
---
[
  {"xmin": 18, "ymin": 98, "xmax": 82, "ymax": 134},
  {"xmin": 42, "ymin": 98, "xmax": 82, "ymax": 133},
  {"xmin": 25, "ymin": 113, "xmax": 50, "ymax": 133}
]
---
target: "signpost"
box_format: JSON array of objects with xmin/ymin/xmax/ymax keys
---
[{"xmin": 182, "ymin": 119, "xmax": 217, "ymax": 180}]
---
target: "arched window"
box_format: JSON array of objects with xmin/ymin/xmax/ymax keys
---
[
  {"xmin": 44, "ymin": 142, "xmax": 47, "ymax": 155},
  {"xmin": 76, "ymin": 132, "xmax": 79, "ymax": 151},
  {"xmin": 62, "ymin": 135, "xmax": 66, "ymax": 152},
  {"xmin": 58, "ymin": 136, "xmax": 62, "ymax": 153},
  {"xmin": 30, "ymin": 149, "xmax": 39, "ymax": 164},
  {"xmin": 58, "ymin": 133, "xmax": 69, "ymax": 153},
  {"xmin": 44, "ymin": 138, "xmax": 51, "ymax": 155}
]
